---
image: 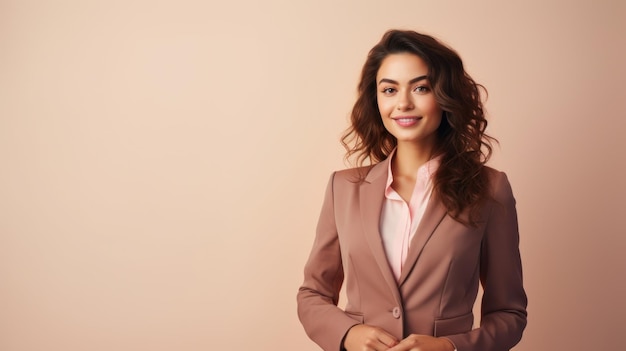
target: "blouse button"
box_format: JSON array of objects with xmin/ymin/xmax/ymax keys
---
[{"xmin": 392, "ymin": 307, "xmax": 401, "ymax": 319}]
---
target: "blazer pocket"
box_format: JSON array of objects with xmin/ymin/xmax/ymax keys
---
[
  {"xmin": 433, "ymin": 312, "xmax": 473, "ymax": 337},
  {"xmin": 344, "ymin": 311, "xmax": 364, "ymax": 323}
]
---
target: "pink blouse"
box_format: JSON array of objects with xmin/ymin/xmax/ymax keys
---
[{"xmin": 380, "ymin": 150, "xmax": 441, "ymax": 282}]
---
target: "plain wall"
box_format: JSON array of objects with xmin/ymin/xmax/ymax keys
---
[{"xmin": 1, "ymin": 0, "xmax": 625, "ymax": 350}]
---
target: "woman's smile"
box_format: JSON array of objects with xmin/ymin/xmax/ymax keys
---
[{"xmin": 392, "ymin": 116, "xmax": 422, "ymax": 127}]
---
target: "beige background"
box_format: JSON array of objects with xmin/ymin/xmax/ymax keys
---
[{"xmin": 1, "ymin": 0, "xmax": 625, "ymax": 350}]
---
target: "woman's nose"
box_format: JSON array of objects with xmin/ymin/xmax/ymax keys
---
[{"xmin": 396, "ymin": 94, "xmax": 414, "ymax": 111}]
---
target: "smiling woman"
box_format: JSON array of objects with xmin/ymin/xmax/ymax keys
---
[{"xmin": 297, "ymin": 30, "xmax": 527, "ymax": 351}]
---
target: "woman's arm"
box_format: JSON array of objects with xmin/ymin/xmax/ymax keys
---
[
  {"xmin": 445, "ymin": 171, "xmax": 528, "ymax": 351},
  {"xmin": 297, "ymin": 173, "xmax": 362, "ymax": 351}
]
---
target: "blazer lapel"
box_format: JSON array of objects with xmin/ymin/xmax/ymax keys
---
[
  {"xmin": 397, "ymin": 192, "xmax": 448, "ymax": 286},
  {"xmin": 359, "ymin": 159, "xmax": 402, "ymax": 304}
]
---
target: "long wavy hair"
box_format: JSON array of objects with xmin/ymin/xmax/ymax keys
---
[{"xmin": 341, "ymin": 29, "xmax": 497, "ymax": 226}]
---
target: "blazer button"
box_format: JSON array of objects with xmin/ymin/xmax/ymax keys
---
[{"xmin": 392, "ymin": 307, "xmax": 401, "ymax": 319}]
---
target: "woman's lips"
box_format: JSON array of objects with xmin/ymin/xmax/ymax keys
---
[{"xmin": 393, "ymin": 117, "xmax": 422, "ymax": 127}]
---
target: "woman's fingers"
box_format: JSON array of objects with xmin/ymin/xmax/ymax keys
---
[
  {"xmin": 343, "ymin": 324, "xmax": 399, "ymax": 350},
  {"xmin": 386, "ymin": 334, "xmax": 455, "ymax": 351}
]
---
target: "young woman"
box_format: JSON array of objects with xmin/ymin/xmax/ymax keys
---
[{"xmin": 297, "ymin": 30, "xmax": 527, "ymax": 351}]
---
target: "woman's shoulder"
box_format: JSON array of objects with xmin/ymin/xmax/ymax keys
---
[
  {"xmin": 331, "ymin": 161, "xmax": 386, "ymax": 185},
  {"xmin": 333, "ymin": 165, "xmax": 373, "ymax": 179},
  {"xmin": 483, "ymin": 166, "xmax": 515, "ymax": 203}
]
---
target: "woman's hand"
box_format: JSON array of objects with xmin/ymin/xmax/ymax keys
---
[
  {"xmin": 386, "ymin": 334, "xmax": 455, "ymax": 351},
  {"xmin": 343, "ymin": 324, "xmax": 399, "ymax": 351}
]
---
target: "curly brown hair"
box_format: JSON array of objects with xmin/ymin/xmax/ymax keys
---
[{"xmin": 341, "ymin": 29, "xmax": 497, "ymax": 226}]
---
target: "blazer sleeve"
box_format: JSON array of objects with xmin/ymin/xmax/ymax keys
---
[
  {"xmin": 297, "ymin": 173, "xmax": 360, "ymax": 351},
  {"xmin": 445, "ymin": 171, "xmax": 528, "ymax": 351}
]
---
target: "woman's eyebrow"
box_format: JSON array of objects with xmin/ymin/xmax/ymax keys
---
[{"xmin": 378, "ymin": 75, "xmax": 428, "ymax": 85}]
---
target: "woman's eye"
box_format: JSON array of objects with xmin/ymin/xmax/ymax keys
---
[
  {"xmin": 414, "ymin": 86, "xmax": 430, "ymax": 93},
  {"xmin": 382, "ymin": 87, "xmax": 396, "ymax": 94}
]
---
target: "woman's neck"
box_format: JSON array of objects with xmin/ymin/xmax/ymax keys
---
[{"xmin": 392, "ymin": 142, "xmax": 436, "ymax": 179}]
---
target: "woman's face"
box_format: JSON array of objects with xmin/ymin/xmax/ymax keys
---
[{"xmin": 376, "ymin": 53, "xmax": 442, "ymax": 150}]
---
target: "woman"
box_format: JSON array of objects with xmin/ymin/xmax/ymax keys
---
[{"xmin": 297, "ymin": 30, "xmax": 527, "ymax": 351}]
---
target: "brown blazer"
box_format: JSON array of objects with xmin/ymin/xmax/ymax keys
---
[{"xmin": 297, "ymin": 158, "xmax": 527, "ymax": 351}]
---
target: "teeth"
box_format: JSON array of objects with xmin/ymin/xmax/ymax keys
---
[{"xmin": 397, "ymin": 118, "xmax": 416, "ymax": 122}]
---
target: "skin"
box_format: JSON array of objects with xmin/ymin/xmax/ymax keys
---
[{"xmin": 342, "ymin": 53, "xmax": 455, "ymax": 351}]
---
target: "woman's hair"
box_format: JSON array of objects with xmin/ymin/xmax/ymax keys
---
[{"xmin": 341, "ymin": 29, "xmax": 496, "ymax": 226}]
